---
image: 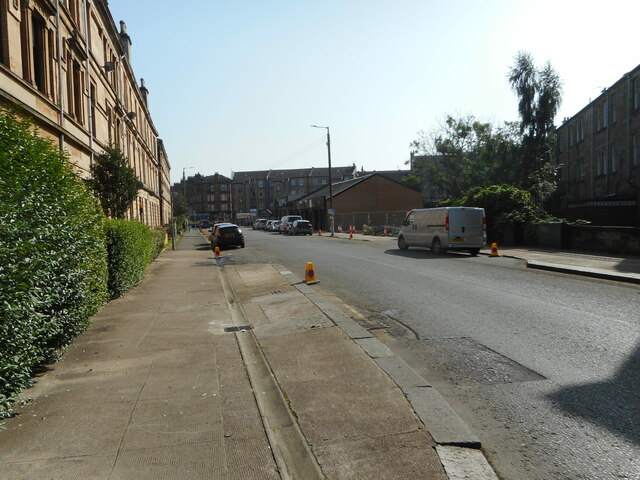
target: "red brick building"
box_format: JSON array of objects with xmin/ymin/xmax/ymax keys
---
[{"xmin": 294, "ymin": 173, "xmax": 423, "ymax": 230}]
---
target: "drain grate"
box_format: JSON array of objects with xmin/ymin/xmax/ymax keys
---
[
  {"xmin": 271, "ymin": 290, "xmax": 283, "ymax": 295},
  {"xmin": 224, "ymin": 325, "xmax": 253, "ymax": 333}
]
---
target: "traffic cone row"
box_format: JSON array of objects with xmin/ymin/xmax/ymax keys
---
[{"xmin": 490, "ymin": 243, "xmax": 499, "ymax": 257}]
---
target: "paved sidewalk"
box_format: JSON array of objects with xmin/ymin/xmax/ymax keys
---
[{"xmin": 0, "ymin": 232, "xmax": 498, "ymax": 479}]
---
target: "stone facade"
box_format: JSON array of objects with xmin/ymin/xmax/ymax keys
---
[
  {"xmin": 0, "ymin": 0, "xmax": 170, "ymax": 227},
  {"xmin": 175, "ymin": 173, "xmax": 233, "ymax": 223},
  {"xmin": 555, "ymin": 64, "xmax": 640, "ymax": 226}
]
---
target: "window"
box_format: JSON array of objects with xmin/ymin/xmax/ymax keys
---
[
  {"xmin": 220, "ymin": 193, "xmax": 228, "ymax": 201},
  {"xmin": 210, "ymin": 184, "xmax": 216, "ymax": 192},
  {"xmin": 0, "ymin": 0, "xmax": 6, "ymax": 66},
  {"xmin": 322, "ymin": 177, "xmax": 327, "ymax": 185},
  {"xmin": 634, "ymin": 134, "xmax": 639, "ymax": 166},
  {"xmin": 258, "ymin": 180, "xmax": 264, "ymax": 188},
  {"xmin": 291, "ymin": 179, "xmax": 297, "ymax": 186},
  {"xmin": 290, "ymin": 189, "xmax": 297, "ymax": 195},
  {"xmin": 313, "ymin": 178, "xmax": 319, "ymax": 185},
  {"xmin": 595, "ymin": 107, "xmax": 601, "ymax": 130},
  {"xmin": 276, "ymin": 184, "xmax": 281, "ymax": 191},
  {"xmin": 31, "ymin": 13, "xmax": 47, "ymax": 94},
  {"xmin": 603, "ymin": 99, "xmax": 608, "ymax": 128},
  {"xmin": 258, "ymin": 191, "xmax": 264, "ymax": 198},
  {"xmin": 577, "ymin": 119, "xmax": 584, "ymax": 142},
  {"xmin": 634, "ymin": 78, "xmax": 640, "ymax": 110},
  {"xmin": 568, "ymin": 127, "xmax": 573, "ymax": 147},
  {"xmin": 220, "ymin": 184, "xmax": 227, "ymax": 192},
  {"xmin": 299, "ymin": 179, "xmax": 304, "ymax": 186},
  {"xmin": 610, "ymin": 144, "xmax": 617, "ymax": 173}
]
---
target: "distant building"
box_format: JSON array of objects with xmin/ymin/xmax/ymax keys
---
[
  {"xmin": 555, "ymin": 64, "xmax": 640, "ymax": 226},
  {"xmin": 409, "ymin": 153, "xmax": 448, "ymax": 206},
  {"xmin": 293, "ymin": 173, "xmax": 423, "ymax": 230},
  {"xmin": 231, "ymin": 166, "xmax": 357, "ymax": 219},
  {"xmin": 0, "ymin": 0, "xmax": 170, "ymax": 227},
  {"xmin": 174, "ymin": 173, "xmax": 233, "ymax": 222}
]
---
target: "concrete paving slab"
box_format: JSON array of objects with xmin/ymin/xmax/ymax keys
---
[
  {"xmin": 374, "ymin": 356, "xmax": 431, "ymax": 388},
  {"xmin": 0, "ymin": 454, "xmax": 116, "ymax": 480},
  {"xmin": 314, "ymin": 430, "xmax": 447, "ymax": 480},
  {"xmin": 354, "ymin": 337, "xmax": 395, "ymax": 358},
  {"xmin": 436, "ymin": 445, "xmax": 500, "ymax": 480},
  {"xmin": 405, "ymin": 387, "xmax": 481, "ymax": 447},
  {"xmin": 333, "ymin": 318, "xmax": 373, "ymax": 339},
  {"xmin": 259, "ymin": 327, "xmax": 423, "ymax": 446},
  {"xmin": 252, "ymin": 311, "xmax": 332, "ymax": 339}
]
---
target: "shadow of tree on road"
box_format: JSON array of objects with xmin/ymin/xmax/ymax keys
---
[{"xmin": 547, "ymin": 343, "xmax": 640, "ymax": 446}]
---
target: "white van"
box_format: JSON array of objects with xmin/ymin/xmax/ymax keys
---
[{"xmin": 398, "ymin": 207, "xmax": 486, "ymax": 255}]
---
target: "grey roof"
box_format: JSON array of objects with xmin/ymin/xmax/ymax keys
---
[
  {"xmin": 357, "ymin": 169, "xmax": 411, "ymax": 183},
  {"xmin": 232, "ymin": 166, "xmax": 356, "ymax": 183},
  {"xmin": 296, "ymin": 174, "xmax": 374, "ymax": 202}
]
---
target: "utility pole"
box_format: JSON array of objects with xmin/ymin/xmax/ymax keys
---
[{"xmin": 311, "ymin": 125, "xmax": 334, "ymax": 236}]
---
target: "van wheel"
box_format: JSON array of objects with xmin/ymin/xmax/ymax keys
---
[
  {"xmin": 432, "ymin": 238, "xmax": 445, "ymax": 255},
  {"xmin": 469, "ymin": 248, "xmax": 480, "ymax": 256},
  {"xmin": 398, "ymin": 236, "xmax": 409, "ymax": 250}
]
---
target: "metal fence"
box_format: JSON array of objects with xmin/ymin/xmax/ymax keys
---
[{"xmin": 334, "ymin": 211, "xmax": 407, "ymax": 235}]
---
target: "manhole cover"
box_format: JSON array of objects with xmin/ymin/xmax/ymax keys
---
[
  {"xmin": 419, "ymin": 337, "xmax": 545, "ymax": 386},
  {"xmin": 224, "ymin": 325, "xmax": 253, "ymax": 333}
]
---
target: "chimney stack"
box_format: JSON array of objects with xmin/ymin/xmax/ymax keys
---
[
  {"xmin": 140, "ymin": 78, "xmax": 149, "ymax": 107},
  {"xmin": 119, "ymin": 20, "xmax": 132, "ymax": 63}
]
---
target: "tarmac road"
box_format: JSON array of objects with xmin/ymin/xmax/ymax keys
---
[{"xmin": 237, "ymin": 229, "xmax": 640, "ymax": 480}]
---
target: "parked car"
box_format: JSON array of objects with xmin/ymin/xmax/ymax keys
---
[
  {"xmin": 279, "ymin": 215, "xmax": 303, "ymax": 234},
  {"xmin": 253, "ymin": 218, "xmax": 268, "ymax": 230},
  {"xmin": 208, "ymin": 222, "xmax": 232, "ymax": 243},
  {"xmin": 272, "ymin": 220, "xmax": 282, "ymax": 232},
  {"xmin": 289, "ymin": 219, "xmax": 313, "ymax": 236},
  {"xmin": 397, "ymin": 207, "xmax": 486, "ymax": 255},
  {"xmin": 211, "ymin": 223, "xmax": 245, "ymax": 249},
  {"xmin": 265, "ymin": 220, "xmax": 276, "ymax": 231}
]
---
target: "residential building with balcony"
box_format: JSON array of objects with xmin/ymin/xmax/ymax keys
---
[{"xmin": 0, "ymin": 0, "xmax": 170, "ymax": 227}]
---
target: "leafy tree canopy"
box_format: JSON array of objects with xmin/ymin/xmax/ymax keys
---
[{"xmin": 89, "ymin": 146, "xmax": 139, "ymax": 219}]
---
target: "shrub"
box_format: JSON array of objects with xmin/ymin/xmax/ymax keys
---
[
  {"xmin": 442, "ymin": 184, "xmax": 556, "ymax": 243},
  {"xmin": 0, "ymin": 108, "xmax": 108, "ymax": 416},
  {"xmin": 105, "ymin": 219, "xmax": 156, "ymax": 299},
  {"xmin": 151, "ymin": 227, "xmax": 166, "ymax": 259}
]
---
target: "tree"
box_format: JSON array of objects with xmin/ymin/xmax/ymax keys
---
[
  {"xmin": 89, "ymin": 146, "xmax": 139, "ymax": 218},
  {"xmin": 508, "ymin": 51, "xmax": 562, "ymax": 198},
  {"xmin": 410, "ymin": 115, "xmax": 521, "ymax": 199}
]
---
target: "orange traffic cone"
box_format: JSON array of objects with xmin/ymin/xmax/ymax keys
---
[
  {"xmin": 305, "ymin": 262, "xmax": 319, "ymax": 284},
  {"xmin": 349, "ymin": 230, "xmax": 353, "ymax": 240},
  {"xmin": 318, "ymin": 229, "xmax": 322, "ymax": 236},
  {"xmin": 214, "ymin": 246, "xmax": 222, "ymax": 258},
  {"xmin": 490, "ymin": 243, "xmax": 499, "ymax": 257},
  {"xmin": 383, "ymin": 226, "xmax": 388, "ymax": 236}
]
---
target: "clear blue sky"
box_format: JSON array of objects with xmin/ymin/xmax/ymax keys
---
[{"xmin": 107, "ymin": 0, "xmax": 640, "ymax": 184}]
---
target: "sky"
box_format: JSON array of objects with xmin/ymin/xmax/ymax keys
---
[{"xmin": 106, "ymin": 0, "xmax": 640, "ymax": 184}]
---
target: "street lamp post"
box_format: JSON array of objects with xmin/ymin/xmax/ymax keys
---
[
  {"xmin": 311, "ymin": 125, "xmax": 334, "ymax": 236},
  {"xmin": 183, "ymin": 166, "xmax": 193, "ymax": 229}
]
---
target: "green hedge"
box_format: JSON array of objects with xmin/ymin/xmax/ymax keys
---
[
  {"xmin": 0, "ymin": 108, "xmax": 109, "ymax": 415},
  {"xmin": 105, "ymin": 219, "xmax": 158, "ymax": 299}
]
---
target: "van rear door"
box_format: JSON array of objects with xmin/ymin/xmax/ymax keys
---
[{"xmin": 447, "ymin": 208, "xmax": 484, "ymax": 247}]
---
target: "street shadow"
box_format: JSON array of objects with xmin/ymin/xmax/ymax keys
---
[
  {"xmin": 546, "ymin": 343, "xmax": 640, "ymax": 445},
  {"xmin": 384, "ymin": 249, "xmax": 477, "ymax": 260},
  {"xmin": 614, "ymin": 258, "xmax": 640, "ymax": 274}
]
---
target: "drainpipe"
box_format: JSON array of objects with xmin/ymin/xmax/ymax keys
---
[
  {"xmin": 82, "ymin": 0, "xmax": 94, "ymax": 168},
  {"xmin": 55, "ymin": 0, "xmax": 65, "ymax": 150}
]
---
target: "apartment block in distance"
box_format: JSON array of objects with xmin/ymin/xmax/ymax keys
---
[
  {"xmin": 555, "ymin": 64, "xmax": 640, "ymax": 226},
  {"xmin": 231, "ymin": 166, "xmax": 356, "ymax": 221},
  {"xmin": 174, "ymin": 173, "xmax": 233, "ymax": 223},
  {"xmin": 0, "ymin": 0, "xmax": 171, "ymax": 227}
]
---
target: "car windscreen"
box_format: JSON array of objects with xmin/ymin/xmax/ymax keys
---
[
  {"xmin": 219, "ymin": 226, "xmax": 240, "ymax": 234},
  {"xmin": 296, "ymin": 221, "xmax": 310, "ymax": 226}
]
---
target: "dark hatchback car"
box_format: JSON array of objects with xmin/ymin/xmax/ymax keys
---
[
  {"xmin": 289, "ymin": 220, "xmax": 313, "ymax": 235},
  {"xmin": 211, "ymin": 223, "xmax": 245, "ymax": 249}
]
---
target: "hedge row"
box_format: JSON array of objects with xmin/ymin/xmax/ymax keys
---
[
  {"xmin": 0, "ymin": 108, "xmax": 166, "ymax": 418},
  {"xmin": 105, "ymin": 219, "xmax": 164, "ymax": 299},
  {"xmin": 0, "ymin": 109, "xmax": 109, "ymax": 415}
]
